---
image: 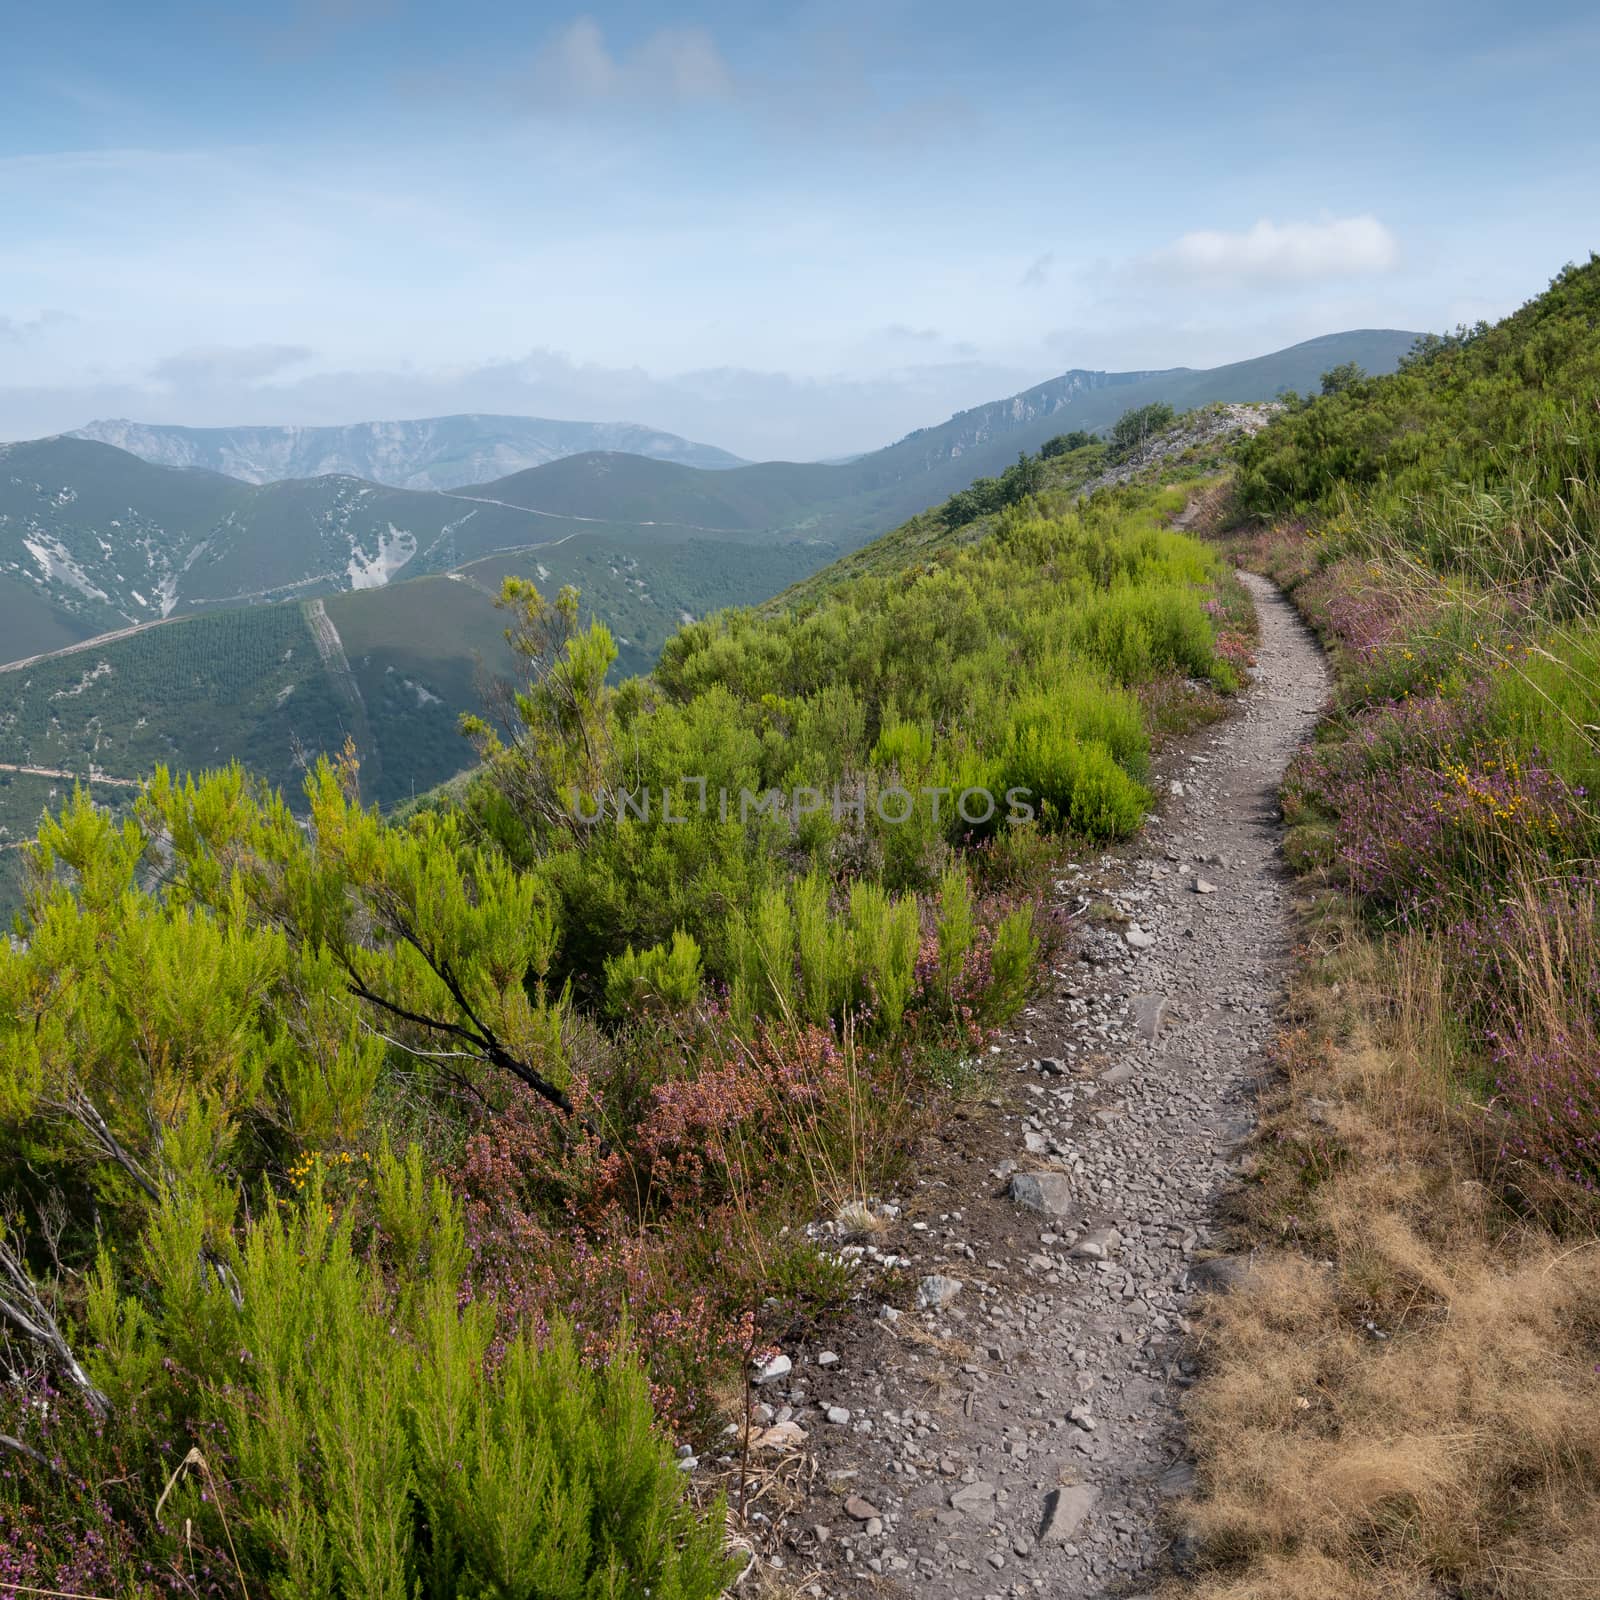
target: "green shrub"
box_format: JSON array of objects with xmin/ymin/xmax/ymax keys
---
[
  {"xmin": 131, "ymin": 1167, "xmax": 734, "ymax": 1600},
  {"xmin": 1066, "ymin": 585, "xmax": 1220, "ymax": 685},
  {"xmin": 1040, "ymin": 430, "xmax": 1094, "ymax": 458},
  {"xmin": 984, "ymin": 907, "xmax": 1039, "ymax": 1020},
  {"xmin": 847, "ymin": 880, "xmax": 921, "ymax": 1035},
  {"xmin": 410, "ymin": 1310, "xmax": 732, "ymax": 1600},
  {"xmin": 794, "ymin": 871, "xmax": 852, "ymax": 1026},
  {"xmin": 1110, "ymin": 401, "xmax": 1176, "ymax": 457},
  {"xmin": 605, "ymin": 929, "xmax": 704, "ymax": 1016},
  {"xmin": 935, "ymin": 864, "xmax": 976, "ymax": 1000},
  {"xmin": 996, "ymin": 727, "xmax": 1150, "ymax": 839},
  {"xmin": 1006, "ymin": 678, "xmax": 1149, "ymax": 777}
]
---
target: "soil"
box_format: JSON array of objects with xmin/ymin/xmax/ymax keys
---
[{"xmin": 726, "ymin": 572, "xmax": 1331, "ymax": 1597}]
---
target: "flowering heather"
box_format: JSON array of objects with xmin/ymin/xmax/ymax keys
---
[
  {"xmin": 1466, "ymin": 877, "xmax": 1600, "ymax": 1193},
  {"xmin": 1333, "ymin": 746, "xmax": 1582, "ymax": 915},
  {"xmin": 445, "ymin": 1016, "xmax": 897, "ymax": 1428},
  {"xmin": 0, "ymin": 1375, "xmax": 227, "ymax": 1599},
  {"xmin": 1491, "ymin": 1019, "xmax": 1600, "ymax": 1193},
  {"xmin": 1240, "ymin": 513, "xmax": 1600, "ymax": 1203},
  {"xmin": 1322, "ymin": 560, "xmax": 1419, "ymax": 660},
  {"xmin": 1287, "ymin": 684, "xmax": 1491, "ymax": 809}
]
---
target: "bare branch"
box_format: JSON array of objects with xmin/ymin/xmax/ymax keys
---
[
  {"xmin": 57, "ymin": 1088, "xmax": 160, "ymax": 1204},
  {"xmin": 0, "ymin": 1430, "xmax": 57, "ymax": 1475},
  {"xmin": 0, "ymin": 1232, "xmax": 110, "ymax": 1418},
  {"xmin": 335, "ymin": 908, "xmax": 612, "ymax": 1152}
]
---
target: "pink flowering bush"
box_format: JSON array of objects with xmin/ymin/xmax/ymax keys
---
[{"xmin": 1243, "ymin": 528, "xmax": 1600, "ymax": 1202}]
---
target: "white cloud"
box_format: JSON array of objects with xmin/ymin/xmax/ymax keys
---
[
  {"xmin": 532, "ymin": 17, "xmax": 734, "ymax": 106},
  {"xmin": 1153, "ymin": 216, "xmax": 1399, "ymax": 282},
  {"xmin": 0, "ymin": 308, "xmax": 76, "ymax": 342},
  {"xmin": 150, "ymin": 344, "xmax": 317, "ymax": 385}
]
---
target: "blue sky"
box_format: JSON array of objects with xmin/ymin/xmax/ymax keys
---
[{"xmin": 2, "ymin": 0, "xmax": 1597, "ymax": 458}]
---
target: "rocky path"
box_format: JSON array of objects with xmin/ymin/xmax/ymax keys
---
[{"xmin": 747, "ymin": 574, "xmax": 1329, "ymax": 1597}]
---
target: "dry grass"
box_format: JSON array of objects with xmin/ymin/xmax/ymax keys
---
[{"xmin": 1169, "ymin": 896, "xmax": 1600, "ymax": 1599}]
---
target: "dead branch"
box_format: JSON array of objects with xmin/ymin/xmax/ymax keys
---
[{"xmin": 0, "ymin": 1231, "xmax": 109, "ymax": 1418}]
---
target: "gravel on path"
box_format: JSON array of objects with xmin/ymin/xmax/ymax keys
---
[{"xmin": 749, "ymin": 572, "xmax": 1330, "ymax": 1598}]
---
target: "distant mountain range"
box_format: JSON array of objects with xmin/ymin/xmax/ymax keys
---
[
  {"xmin": 0, "ymin": 326, "xmax": 1420, "ymax": 857},
  {"xmin": 69, "ymin": 414, "xmax": 746, "ymax": 490}
]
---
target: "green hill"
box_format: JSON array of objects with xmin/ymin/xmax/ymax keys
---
[
  {"xmin": 1236, "ymin": 268, "xmax": 1600, "ymax": 545},
  {"xmin": 2, "ymin": 331, "xmax": 1416, "ymax": 666}
]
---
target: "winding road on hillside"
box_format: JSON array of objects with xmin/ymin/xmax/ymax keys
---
[
  {"xmin": 439, "ymin": 488, "xmax": 754, "ymax": 535},
  {"xmin": 0, "ymin": 762, "xmax": 140, "ymax": 787},
  {"xmin": 0, "ymin": 619, "xmax": 172, "ymax": 674},
  {"xmin": 782, "ymin": 572, "xmax": 1329, "ymax": 1597}
]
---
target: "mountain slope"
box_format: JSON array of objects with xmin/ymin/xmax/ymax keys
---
[
  {"xmin": 1, "ymin": 438, "xmax": 795, "ymax": 657},
  {"xmin": 6, "ymin": 330, "xmax": 1419, "ymax": 656},
  {"xmin": 854, "ymin": 329, "xmax": 1419, "ymax": 495},
  {"xmin": 460, "ymin": 330, "xmax": 1421, "ymax": 553},
  {"xmin": 71, "ymin": 413, "xmax": 746, "ymax": 488},
  {"xmin": 0, "ymin": 327, "xmax": 1423, "ymax": 866}
]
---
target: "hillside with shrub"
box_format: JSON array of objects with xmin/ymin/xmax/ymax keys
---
[
  {"xmin": 0, "ymin": 423, "xmax": 1249, "ymax": 1594},
  {"xmin": 1183, "ymin": 257, "xmax": 1600, "ymax": 1598}
]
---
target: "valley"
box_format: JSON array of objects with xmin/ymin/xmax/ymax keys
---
[{"xmin": 0, "ymin": 331, "xmax": 1415, "ymax": 894}]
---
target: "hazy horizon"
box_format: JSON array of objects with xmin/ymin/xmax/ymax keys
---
[
  {"xmin": 24, "ymin": 324, "xmax": 1417, "ymax": 466},
  {"xmin": 5, "ymin": 1, "xmax": 1598, "ymax": 458}
]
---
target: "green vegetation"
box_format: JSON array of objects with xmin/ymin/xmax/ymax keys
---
[
  {"xmin": 136, "ymin": 1165, "xmax": 734, "ymax": 1600},
  {"xmin": 1236, "ymin": 256, "xmax": 1600, "ymax": 592},
  {"xmin": 1109, "ymin": 401, "xmax": 1176, "ymax": 457},
  {"xmin": 0, "ymin": 458, "xmax": 1241, "ymax": 1593},
  {"xmin": 0, "ymin": 330, "xmax": 1416, "ymax": 907},
  {"xmin": 1234, "ymin": 257, "xmax": 1600, "ymax": 1185},
  {"xmin": 0, "ymin": 605, "xmax": 340, "ymax": 786},
  {"xmin": 453, "ymin": 479, "xmax": 1234, "ymax": 987},
  {"xmin": 3, "ymin": 330, "xmax": 1417, "ymax": 653},
  {"xmin": 1188, "ymin": 256, "xmax": 1600, "ymax": 1600},
  {"xmin": 940, "ymin": 450, "xmax": 1049, "ymax": 527},
  {"xmin": 1040, "ymin": 429, "xmax": 1095, "ymax": 457},
  {"xmin": 0, "ymin": 536, "xmax": 822, "ymax": 913},
  {"xmin": 770, "ymin": 435, "xmax": 1108, "ymax": 604},
  {"xmin": 1317, "ymin": 359, "xmax": 1365, "ymax": 395}
]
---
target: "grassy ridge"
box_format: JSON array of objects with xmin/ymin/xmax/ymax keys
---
[
  {"xmin": 1184, "ymin": 258, "xmax": 1600, "ymax": 1598},
  {"xmin": 1235, "ymin": 255, "xmax": 1600, "ymax": 588}
]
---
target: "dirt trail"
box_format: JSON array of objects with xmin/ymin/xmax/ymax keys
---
[
  {"xmin": 0, "ymin": 762, "xmax": 140, "ymax": 787},
  {"xmin": 0, "ymin": 618, "xmax": 171, "ymax": 674},
  {"xmin": 763, "ymin": 574, "xmax": 1329, "ymax": 1597}
]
